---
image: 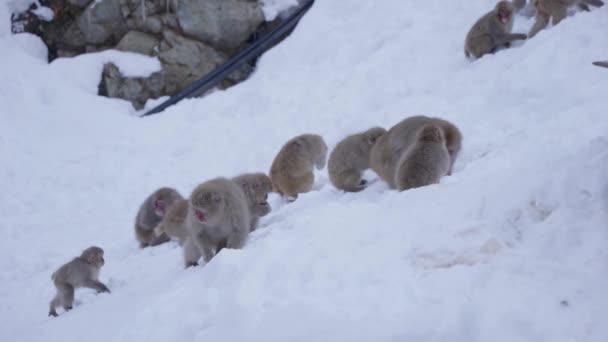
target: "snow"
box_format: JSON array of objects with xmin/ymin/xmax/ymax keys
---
[
  {"xmin": 261, "ymin": 0, "xmax": 300, "ymax": 20},
  {"xmin": 1, "ymin": 1, "xmax": 608, "ymax": 341},
  {"xmin": 31, "ymin": 5, "xmax": 52, "ymax": 21}
]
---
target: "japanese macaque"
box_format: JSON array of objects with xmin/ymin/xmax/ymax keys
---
[
  {"xmin": 269, "ymin": 134, "xmax": 328, "ymax": 201},
  {"xmin": 232, "ymin": 173, "xmax": 273, "ymax": 231},
  {"xmin": 135, "ymin": 187, "xmax": 183, "ymax": 248},
  {"xmin": 465, "ymin": 1, "xmax": 527, "ymax": 59},
  {"xmin": 529, "ymin": 0, "xmax": 604, "ymax": 38},
  {"xmin": 48, "ymin": 246, "xmax": 110, "ymax": 317},
  {"xmin": 183, "ymin": 178, "xmax": 250, "ymax": 267},
  {"xmin": 394, "ymin": 125, "xmax": 451, "ymax": 191},
  {"xmin": 370, "ymin": 116, "xmax": 462, "ymax": 189},
  {"xmin": 154, "ymin": 199, "xmax": 189, "ymax": 245},
  {"xmin": 328, "ymin": 127, "xmax": 387, "ymax": 192}
]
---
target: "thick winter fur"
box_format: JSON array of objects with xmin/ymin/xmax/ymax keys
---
[
  {"xmin": 269, "ymin": 134, "xmax": 328, "ymax": 200},
  {"xmin": 154, "ymin": 198, "xmax": 189, "ymax": 246},
  {"xmin": 49, "ymin": 246, "xmax": 110, "ymax": 317},
  {"xmin": 529, "ymin": 0, "xmax": 604, "ymax": 38},
  {"xmin": 370, "ymin": 115, "xmax": 462, "ymax": 189},
  {"xmin": 232, "ymin": 173, "xmax": 273, "ymax": 231},
  {"xmin": 328, "ymin": 127, "xmax": 387, "ymax": 192},
  {"xmin": 394, "ymin": 125, "xmax": 451, "ymax": 191},
  {"xmin": 464, "ymin": 1, "xmax": 527, "ymax": 59},
  {"xmin": 135, "ymin": 187, "xmax": 183, "ymax": 248},
  {"xmin": 183, "ymin": 178, "xmax": 250, "ymax": 267}
]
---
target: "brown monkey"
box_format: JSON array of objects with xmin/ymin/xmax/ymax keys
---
[
  {"xmin": 464, "ymin": 1, "xmax": 527, "ymax": 59},
  {"xmin": 48, "ymin": 246, "xmax": 110, "ymax": 317},
  {"xmin": 232, "ymin": 173, "xmax": 273, "ymax": 231},
  {"xmin": 328, "ymin": 127, "xmax": 387, "ymax": 192},
  {"xmin": 394, "ymin": 125, "xmax": 451, "ymax": 191},
  {"xmin": 183, "ymin": 178, "xmax": 250, "ymax": 267},
  {"xmin": 154, "ymin": 198, "xmax": 189, "ymax": 245},
  {"xmin": 529, "ymin": 0, "xmax": 604, "ymax": 38},
  {"xmin": 269, "ymin": 134, "xmax": 328, "ymax": 201},
  {"xmin": 370, "ymin": 116, "xmax": 462, "ymax": 189},
  {"xmin": 593, "ymin": 61, "xmax": 608, "ymax": 68},
  {"xmin": 135, "ymin": 187, "xmax": 183, "ymax": 248}
]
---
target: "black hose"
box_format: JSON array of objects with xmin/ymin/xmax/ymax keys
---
[{"xmin": 141, "ymin": 0, "xmax": 315, "ymax": 117}]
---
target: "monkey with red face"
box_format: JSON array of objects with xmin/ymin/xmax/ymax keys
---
[{"xmin": 135, "ymin": 187, "xmax": 183, "ymax": 248}]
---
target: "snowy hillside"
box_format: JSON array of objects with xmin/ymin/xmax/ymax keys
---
[{"xmin": 2, "ymin": 0, "xmax": 608, "ymax": 341}]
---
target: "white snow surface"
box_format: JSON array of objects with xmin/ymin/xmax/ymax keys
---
[
  {"xmin": 262, "ymin": 0, "xmax": 300, "ymax": 20},
  {"xmin": 2, "ymin": 1, "xmax": 608, "ymax": 341}
]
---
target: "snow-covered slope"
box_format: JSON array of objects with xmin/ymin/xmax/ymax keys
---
[{"xmin": 2, "ymin": 1, "xmax": 608, "ymax": 341}]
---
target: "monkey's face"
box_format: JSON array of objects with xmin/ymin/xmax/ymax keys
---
[
  {"xmin": 154, "ymin": 199, "xmax": 166, "ymax": 217},
  {"xmin": 496, "ymin": 4, "xmax": 513, "ymax": 24},
  {"xmin": 256, "ymin": 193, "xmax": 271, "ymax": 217},
  {"xmin": 83, "ymin": 248, "xmax": 105, "ymax": 268}
]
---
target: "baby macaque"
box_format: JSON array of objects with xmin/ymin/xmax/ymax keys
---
[
  {"xmin": 269, "ymin": 134, "xmax": 328, "ymax": 201},
  {"xmin": 154, "ymin": 198, "xmax": 189, "ymax": 245},
  {"xmin": 328, "ymin": 127, "xmax": 387, "ymax": 192},
  {"xmin": 48, "ymin": 246, "xmax": 110, "ymax": 317},
  {"xmin": 183, "ymin": 178, "xmax": 250, "ymax": 267},
  {"xmin": 465, "ymin": 1, "xmax": 527, "ymax": 59},
  {"xmin": 135, "ymin": 187, "xmax": 183, "ymax": 248},
  {"xmin": 232, "ymin": 173, "xmax": 273, "ymax": 231}
]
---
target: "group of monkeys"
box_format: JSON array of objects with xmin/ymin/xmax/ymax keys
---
[
  {"xmin": 44, "ymin": 0, "xmax": 607, "ymax": 319},
  {"xmin": 464, "ymin": 0, "xmax": 605, "ymax": 59},
  {"xmin": 47, "ymin": 115, "xmax": 462, "ymax": 317}
]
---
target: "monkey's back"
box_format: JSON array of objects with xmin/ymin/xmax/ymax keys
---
[
  {"xmin": 270, "ymin": 135, "xmax": 321, "ymax": 196},
  {"xmin": 394, "ymin": 136, "xmax": 450, "ymax": 191},
  {"xmin": 192, "ymin": 178, "xmax": 250, "ymax": 239},
  {"xmin": 52, "ymin": 258, "xmax": 95, "ymax": 286}
]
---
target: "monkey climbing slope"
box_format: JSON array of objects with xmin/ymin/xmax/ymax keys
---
[{"xmin": 1, "ymin": 1, "xmax": 608, "ymax": 341}]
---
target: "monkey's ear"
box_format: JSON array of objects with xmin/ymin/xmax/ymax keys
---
[{"xmin": 367, "ymin": 135, "xmax": 377, "ymax": 145}]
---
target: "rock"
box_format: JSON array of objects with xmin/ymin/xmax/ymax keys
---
[
  {"xmin": 157, "ymin": 29, "xmax": 228, "ymax": 93},
  {"xmin": 177, "ymin": 0, "xmax": 264, "ymax": 51},
  {"xmin": 77, "ymin": 0, "xmax": 128, "ymax": 45},
  {"xmin": 99, "ymin": 63, "xmax": 153, "ymax": 110},
  {"xmin": 116, "ymin": 31, "xmax": 159, "ymax": 56}
]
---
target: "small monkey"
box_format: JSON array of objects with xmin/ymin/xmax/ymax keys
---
[
  {"xmin": 464, "ymin": 1, "xmax": 527, "ymax": 59},
  {"xmin": 394, "ymin": 124, "xmax": 451, "ymax": 191},
  {"xmin": 154, "ymin": 198, "xmax": 189, "ymax": 245},
  {"xmin": 370, "ymin": 116, "xmax": 461, "ymax": 189},
  {"xmin": 183, "ymin": 178, "xmax": 250, "ymax": 267},
  {"xmin": 232, "ymin": 173, "xmax": 273, "ymax": 231},
  {"xmin": 269, "ymin": 134, "xmax": 328, "ymax": 201},
  {"xmin": 135, "ymin": 187, "xmax": 183, "ymax": 248},
  {"xmin": 529, "ymin": 0, "xmax": 604, "ymax": 38},
  {"xmin": 593, "ymin": 61, "xmax": 608, "ymax": 68},
  {"xmin": 328, "ymin": 127, "xmax": 387, "ymax": 192},
  {"xmin": 48, "ymin": 246, "xmax": 110, "ymax": 317}
]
